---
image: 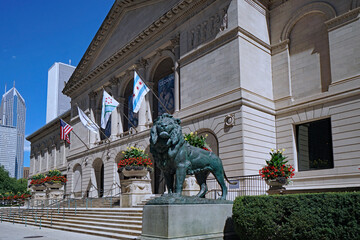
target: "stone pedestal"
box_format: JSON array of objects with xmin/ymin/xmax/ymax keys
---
[
  {"xmin": 182, "ymin": 176, "xmax": 200, "ymax": 196},
  {"xmin": 120, "ymin": 178, "xmax": 153, "ymax": 207},
  {"xmin": 45, "ymin": 182, "xmax": 64, "ymax": 200},
  {"xmin": 30, "ymin": 191, "xmax": 47, "ymax": 207},
  {"xmin": 141, "ymin": 204, "xmax": 237, "ymax": 240}
]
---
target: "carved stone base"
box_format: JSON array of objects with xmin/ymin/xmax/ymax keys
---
[
  {"xmin": 120, "ymin": 178, "xmax": 152, "ymax": 207},
  {"xmin": 182, "ymin": 175, "xmax": 200, "ymax": 196},
  {"xmin": 30, "ymin": 191, "xmax": 47, "ymax": 207},
  {"xmin": 48, "ymin": 189, "xmax": 64, "ymax": 200},
  {"xmin": 141, "ymin": 204, "xmax": 237, "ymax": 239},
  {"xmin": 32, "ymin": 191, "xmax": 47, "ymax": 200}
]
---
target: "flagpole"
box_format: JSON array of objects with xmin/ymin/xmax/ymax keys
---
[
  {"xmin": 76, "ymin": 103, "xmax": 110, "ymax": 143},
  {"xmin": 133, "ymin": 68, "xmax": 171, "ymax": 115},
  {"xmin": 119, "ymin": 108, "xmax": 138, "ymax": 133},
  {"xmin": 71, "ymin": 130, "xmax": 90, "ymax": 150}
]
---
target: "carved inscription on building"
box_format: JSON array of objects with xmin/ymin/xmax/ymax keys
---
[{"xmin": 187, "ymin": 8, "xmax": 228, "ymax": 51}]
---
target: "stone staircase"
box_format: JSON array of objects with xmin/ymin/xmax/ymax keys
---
[{"xmin": 0, "ymin": 207, "xmax": 142, "ymax": 239}]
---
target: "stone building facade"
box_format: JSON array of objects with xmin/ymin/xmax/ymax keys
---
[{"xmin": 28, "ymin": 0, "xmax": 360, "ymax": 198}]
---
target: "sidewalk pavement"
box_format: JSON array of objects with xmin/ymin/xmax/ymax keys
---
[{"xmin": 0, "ymin": 221, "xmax": 113, "ymax": 240}]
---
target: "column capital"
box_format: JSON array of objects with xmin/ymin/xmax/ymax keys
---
[
  {"xmin": 170, "ymin": 33, "xmax": 180, "ymax": 47},
  {"xmin": 89, "ymin": 91, "xmax": 98, "ymax": 99},
  {"xmin": 110, "ymin": 76, "xmax": 119, "ymax": 86},
  {"xmin": 135, "ymin": 57, "xmax": 148, "ymax": 70}
]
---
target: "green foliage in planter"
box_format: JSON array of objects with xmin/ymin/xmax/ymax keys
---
[
  {"xmin": 30, "ymin": 173, "xmax": 45, "ymax": 180},
  {"xmin": 233, "ymin": 192, "xmax": 360, "ymax": 240},
  {"xmin": 46, "ymin": 169, "xmax": 62, "ymax": 177}
]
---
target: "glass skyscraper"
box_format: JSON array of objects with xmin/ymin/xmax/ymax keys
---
[{"xmin": 0, "ymin": 87, "xmax": 26, "ymax": 179}]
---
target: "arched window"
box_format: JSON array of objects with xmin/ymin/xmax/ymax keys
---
[
  {"xmin": 152, "ymin": 58, "xmax": 175, "ymax": 119},
  {"xmin": 123, "ymin": 79, "xmax": 138, "ymax": 132},
  {"xmin": 92, "ymin": 159, "xmax": 104, "ymax": 198},
  {"xmin": 289, "ymin": 13, "xmax": 331, "ymax": 98},
  {"xmin": 198, "ymin": 130, "xmax": 219, "ymax": 156},
  {"xmin": 73, "ymin": 164, "xmax": 82, "ymax": 197}
]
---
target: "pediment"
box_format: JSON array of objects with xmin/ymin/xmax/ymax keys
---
[
  {"xmin": 64, "ymin": 0, "xmax": 195, "ymax": 96},
  {"xmin": 91, "ymin": 0, "xmax": 179, "ymax": 70}
]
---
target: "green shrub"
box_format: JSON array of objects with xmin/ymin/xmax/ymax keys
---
[{"xmin": 233, "ymin": 192, "xmax": 360, "ymax": 240}]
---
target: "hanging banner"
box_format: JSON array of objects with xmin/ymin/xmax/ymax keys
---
[{"xmin": 158, "ymin": 73, "xmax": 175, "ymax": 116}]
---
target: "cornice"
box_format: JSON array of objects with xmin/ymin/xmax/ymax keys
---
[
  {"xmin": 326, "ymin": 7, "xmax": 360, "ymax": 31},
  {"xmin": 63, "ymin": 0, "xmax": 199, "ymax": 97}
]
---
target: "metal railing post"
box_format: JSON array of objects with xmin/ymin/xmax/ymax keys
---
[
  {"xmin": 25, "ymin": 216, "xmax": 27, "ymax": 227},
  {"xmin": 39, "ymin": 216, "xmax": 41, "ymax": 229},
  {"xmin": 86, "ymin": 198, "xmax": 88, "ymax": 209},
  {"xmin": 75, "ymin": 200, "xmax": 77, "ymax": 216}
]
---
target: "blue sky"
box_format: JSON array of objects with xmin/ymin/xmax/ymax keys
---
[{"xmin": 0, "ymin": 1, "xmax": 115, "ymax": 168}]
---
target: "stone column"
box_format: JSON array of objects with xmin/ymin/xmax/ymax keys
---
[
  {"xmin": 171, "ymin": 35, "xmax": 180, "ymax": 112},
  {"xmin": 62, "ymin": 142, "xmax": 66, "ymax": 167},
  {"xmin": 110, "ymin": 77, "xmax": 120, "ymax": 140},
  {"xmin": 145, "ymin": 83, "xmax": 153, "ymax": 128},
  {"xmin": 89, "ymin": 91, "xmax": 98, "ymax": 147},
  {"xmin": 136, "ymin": 59, "xmax": 149, "ymax": 132},
  {"xmin": 118, "ymin": 97, "xmax": 125, "ymax": 135}
]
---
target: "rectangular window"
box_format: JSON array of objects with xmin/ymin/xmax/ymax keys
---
[{"xmin": 296, "ymin": 118, "xmax": 334, "ymax": 171}]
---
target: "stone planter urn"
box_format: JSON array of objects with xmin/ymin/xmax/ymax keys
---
[
  {"xmin": 31, "ymin": 184, "xmax": 46, "ymax": 191},
  {"xmin": 45, "ymin": 182, "xmax": 64, "ymax": 189},
  {"xmin": 122, "ymin": 168, "xmax": 149, "ymax": 178},
  {"xmin": 266, "ymin": 177, "xmax": 287, "ymax": 195},
  {"xmin": 119, "ymin": 168, "xmax": 153, "ymax": 207}
]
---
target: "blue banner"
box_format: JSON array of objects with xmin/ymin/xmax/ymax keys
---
[{"xmin": 158, "ymin": 74, "xmax": 175, "ymax": 115}]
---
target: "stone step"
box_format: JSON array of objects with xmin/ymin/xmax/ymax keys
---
[
  {"xmin": 1, "ymin": 218, "xmax": 139, "ymax": 240},
  {"xmin": 11, "ymin": 214, "xmax": 142, "ymax": 228},
  {"xmin": 2, "ymin": 217, "xmax": 142, "ymax": 237},
  {"xmin": 0, "ymin": 207, "xmax": 143, "ymax": 239}
]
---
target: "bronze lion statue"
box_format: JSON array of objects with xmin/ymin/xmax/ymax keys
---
[{"xmin": 150, "ymin": 113, "xmax": 231, "ymax": 200}]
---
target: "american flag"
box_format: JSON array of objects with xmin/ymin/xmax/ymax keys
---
[{"xmin": 60, "ymin": 119, "xmax": 73, "ymax": 144}]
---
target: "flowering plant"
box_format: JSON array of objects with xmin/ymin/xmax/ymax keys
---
[
  {"xmin": 29, "ymin": 171, "xmax": 67, "ymax": 186},
  {"xmin": 118, "ymin": 146, "xmax": 153, "ymax": 172},
  {"xmin": 259, "ymin": 149, "xmax": 295, "ymax": 184},
  {"xmin": 1, "ymin": 191, "xmax": 31, "ymax": 201},
  {"xmin": 184, "ymin": 132, "xmax": 211, "ymax": 151},
  {"xmin": 43, "ymin": 175, "xmax": 67, "ymax": 184},
  {"xmin": 29, "ymin": 173, "xmax": 46, "ymax": 185},
  {"xmin": 44, "ymin": 169, "xmax": 67, "ymax": 184}
]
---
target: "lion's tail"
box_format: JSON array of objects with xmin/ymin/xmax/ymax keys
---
[{"xmin": 224, "ymin": 172, "xmax": 237, "ymax": 185}]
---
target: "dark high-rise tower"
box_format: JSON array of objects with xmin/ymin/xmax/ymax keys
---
[{"xmin": 0, "ymin": 86, "xmax": 26, "ymax": 179}]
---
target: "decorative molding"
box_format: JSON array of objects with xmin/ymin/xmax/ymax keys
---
[
  {"xmin": 271, "ymin": 39, "xmax": 289, "ymax": 55},
  {"xmin": 244, "ymin": 0, "xmax": 268, "ymax": 16},
  {"xmin": 325, "ymin": 8, "xmax": 360, "ymax": 31},
  {"xmin": 63, "ymin": 0, "xmax": 200, "ymax": 97},
  {"xmin": 280, "ymin": 2, "xmax": 337, "ymax": 41},
  {"xmin": 224, "ymin": 114, "xmax": 235, "ymax": 127}
]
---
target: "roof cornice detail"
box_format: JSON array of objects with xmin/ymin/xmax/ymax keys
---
[{"xmin": 63, "ymin": 0, "xmax": 196, "ymax": 97}]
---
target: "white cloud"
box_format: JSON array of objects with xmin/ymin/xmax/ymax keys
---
[{"xmin": 24, "ymin": 139, "xmax": 31, "ymax": 152}]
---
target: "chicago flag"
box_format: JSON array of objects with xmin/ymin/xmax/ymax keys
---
[
  {"xmin": 101, "ymin": 90, "xmax": 119, "ymax": 129},
  {"xmin": 133, "ymin": 71, "xmax": 149, "ymax": 113}
]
